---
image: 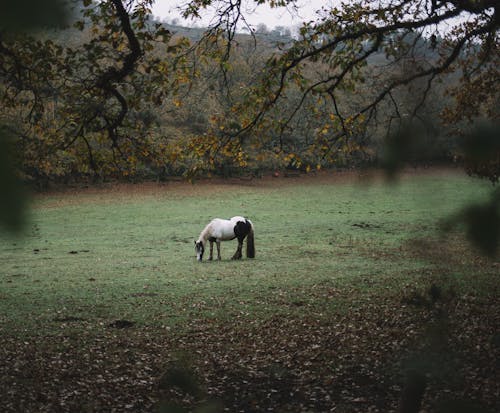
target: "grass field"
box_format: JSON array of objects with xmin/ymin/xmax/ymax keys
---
[{"xmin": 1, "ymin": 169, "xmax": 499, "ymax": 412}]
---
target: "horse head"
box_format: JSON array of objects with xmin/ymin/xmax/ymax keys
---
[{"xmin": 194, "ymin": 240, "xmax": 204, "ymax": 261}]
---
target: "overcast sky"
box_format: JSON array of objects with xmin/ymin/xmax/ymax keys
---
[{"xmin": 152, "ymin": 0, "xmax": 335, "ymax": 29}]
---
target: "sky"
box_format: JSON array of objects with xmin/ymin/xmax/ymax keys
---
[{"xmin": 151, "ymin": 0, "xmax": 335, "ymax": 30}]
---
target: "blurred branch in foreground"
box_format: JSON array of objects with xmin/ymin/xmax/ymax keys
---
[
  {"xmin": 0, "ymin": 0, "xmax": 69, "ymax": 234},
  {"xmin": 0, "ymin": 127, "xmax": 29, "ymax": 233}
]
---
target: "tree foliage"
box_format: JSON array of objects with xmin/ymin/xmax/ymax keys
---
[
  {"xmin": 189, "ymin": 0, "xmax": 499, "ymax": 177},
  {"xmin": 1, "ymin": 0, "xmax": 189, "ymax": 182},
  {"xmin": 0, "ymin": 0, "xmax": 498, "ymax": 183}
]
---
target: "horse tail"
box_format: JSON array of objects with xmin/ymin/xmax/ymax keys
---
[{"xmin": 246, "ymin": 221, "xmax": 255, "ymax": 258}]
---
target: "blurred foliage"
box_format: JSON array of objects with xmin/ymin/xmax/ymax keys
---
[
  {"xmin": 0, "ymin": 128, "xmax": 29, "ymax": 232},
  {"xmin": 156, "ymin": 358, "xmax": 222, "ymax": 413},
  {"xmin": 462, "ymin": 122, "xmax": 500, "ymax": 184},
  {"xmin": 399, "ymin": 282, "xmax": 495, "ymax": 413},
  {"xmin": 463, "ymin": 193, "xmax": 500, "ymax": 257},
  {"xmin": 0, "ymin": 0, "xmax": 69, "ymax": 233},
  {"xmin": 0, "ymin": 0, "xmax": 69, "ymax": 32},
  {"xmin": 383, "ymin": 121, "xmax": 500, "ymax": 256},
  {"xmin": 442, "ymin": 186, "xmax": 500, "ymax": 257},
  {"xmin": 379, "ymin": 121, "xmax": 439, "ymax": 179}
]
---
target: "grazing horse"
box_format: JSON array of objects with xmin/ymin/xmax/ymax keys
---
[{"xmin": 195, "ymin": 216, "xmax": 255, "ymax": 261}]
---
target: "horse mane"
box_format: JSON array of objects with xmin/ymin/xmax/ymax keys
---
[{"xmin": 197, "ymin": 221, "xmax": 213, "ymax": 244}]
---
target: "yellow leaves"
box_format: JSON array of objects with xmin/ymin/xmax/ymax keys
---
[
  {"xmin": 240, "ymin": 117, "xmax": 251, "ymax": 129},
  {"xmin": 282, "ymin": 153, "xmax": 303, "ymax": 169},
  {"xmin": 182, "ymin": 131, "xmax": 252, "ymax": 173},
  {"xmin": 176, "ymin": 73, "xmax": 191, "ymax": 85},
  {"xmin": 40, "ymin": 160, "xmax": 52, "ymax": 174},
  {"xmin": 116, "ymin": 42, "xmax": 128, "ymax": 53},
  {"xmin": 236, "ymin": 151, "xmax": 248, "ymax": 168},
  {"xmin": 283, "ymin": 153, "xmax": 296, "ymax": 163}
]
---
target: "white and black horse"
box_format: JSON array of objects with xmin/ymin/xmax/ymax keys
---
[{"xmin": 195, "ymin": 216, "xmax": 255, "ymax": 261}]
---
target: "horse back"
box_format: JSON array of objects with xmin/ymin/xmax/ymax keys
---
[{"xmin": 209, "ymin": 218, "xmax": 237, "ymax": 241}]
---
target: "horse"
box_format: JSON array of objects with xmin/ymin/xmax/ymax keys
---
[{"xmin": 195, "ymin": 216, "xmax": 255, "ymax": 261}]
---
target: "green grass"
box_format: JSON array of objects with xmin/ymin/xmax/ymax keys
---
[{"xmin": 0, "ymin": 171, "xmax": 495, "ymax": 335}]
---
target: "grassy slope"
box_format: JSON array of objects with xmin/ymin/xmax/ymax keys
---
[{"xmin": 0, "ymin": 170, "xmax": 498, "ymax": 412}]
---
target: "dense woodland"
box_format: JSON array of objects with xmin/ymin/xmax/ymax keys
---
[{"xmin": 0, "ymin": 0, "xmax": 497, "ymax": 186}]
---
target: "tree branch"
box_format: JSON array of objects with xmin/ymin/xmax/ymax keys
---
[{"xmin": 93, "ymin": 0, "xmax": 143, "ymax": 150}]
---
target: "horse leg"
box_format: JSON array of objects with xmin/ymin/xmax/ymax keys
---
[
  {"xmin": 232, "ymin": 238, "xmax": 243, "ymax": 260},
  {"xmin": 216, "ymin": 241, "xmax": 221, "ymax": 260},
  {"xmin": 237, "ymin": 240, "xmax": 243, "ymax": 259},
  {"xmin": 209, "ymin": 240, "xmax": 214, "ymax": 260}
]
